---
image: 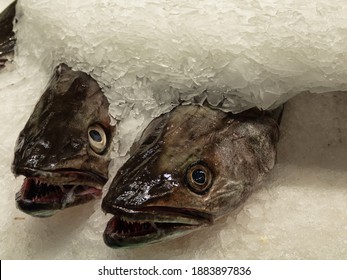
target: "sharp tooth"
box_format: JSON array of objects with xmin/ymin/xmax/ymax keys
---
[{"xmin": 150, "ymin": 222, "xmax": 158, "ymax": 230}]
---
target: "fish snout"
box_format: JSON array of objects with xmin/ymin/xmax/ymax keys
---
[
  {"xmin": 102, "ymin": 169, "xmax": 178, "ymax": 213},
  {"xmin": 12, "ymin": 137, "xmax": 49, "ymax": 174},
  {"xmin": 12, "ymin": 127, "xmax": 90, "ymax": 176},
  {"xmin": 13, "ymin": 135, "xmax": 62, "ymax": 172}
]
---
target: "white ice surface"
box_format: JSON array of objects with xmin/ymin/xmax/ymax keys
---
[{"xmin": 0, "ymin": 0, "xmax": 347, "ymax": 259}]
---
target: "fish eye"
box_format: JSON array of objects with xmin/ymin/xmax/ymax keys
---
[
  {"xmin": 186, "ymin": 162, "xmax": 213, "ymax": 194},
  {"xmin": 88, "ymin": 124, "xmax": 107, "ymax": 154}
]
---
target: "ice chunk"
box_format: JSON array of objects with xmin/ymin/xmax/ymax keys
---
[{"xmin": 14, "ymin": 0, "xmax": 347, "ymax": 116}]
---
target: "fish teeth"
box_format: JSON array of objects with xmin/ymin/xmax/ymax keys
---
[
  {"xmin": 150, "ymin": 222, "xmax": 161, "ymax": 233},
  {"xmin": 58, "ymin": 185, "xmax": 65, "ymax": 193}
]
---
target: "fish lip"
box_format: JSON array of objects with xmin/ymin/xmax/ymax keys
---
[
  {"xmin": 102, "ymin": 205, "xmax": 212, "ymax": 248},
  {"xmin": 14, "ymin": 168, "xmax": 107, "ymax": 217},
  {"xmin": 13, "ymin": 167, "xmax": 108, "ymax": 185}
]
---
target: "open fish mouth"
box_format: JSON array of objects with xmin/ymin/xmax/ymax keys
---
[
  {"xmin": 103, "ymin": 206, "xmax": 212, "ymax": 248},
  {"xmin": 15, "ymin": 169, "xmax": 106, "ymax": 217}
]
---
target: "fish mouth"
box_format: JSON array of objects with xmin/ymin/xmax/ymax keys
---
[
  {"xmin": 15, "ymin": 168, "xmax": 107, "ymax": 217},
  {"xmin": 103, "ymin": 206, "xmax": 212, "ymax": 248}
]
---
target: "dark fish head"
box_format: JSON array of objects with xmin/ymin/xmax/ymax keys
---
[
  {"xmin": 12, "ymin": 64, "xmax": 115, "ymax": 217},
  {"xmin": 102, "ymin": 105, "xmax": 280, "ymax": 247}
]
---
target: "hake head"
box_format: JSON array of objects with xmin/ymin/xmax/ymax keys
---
[
  {"xmin": 102, "ymin": 105, "xmax": 280, "ymax": 247},
  {"xmin": 12, "ymin": 64, "xmax": 115, "ymax": 217}
]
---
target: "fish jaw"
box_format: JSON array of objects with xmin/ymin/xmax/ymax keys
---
[
  {"xmin": 102, "ymin": 205, "xmax": 212, "ymax": 248},
  {"xmin": 15, "ymin": 169, "xmax": 106, "ymax": 217}
]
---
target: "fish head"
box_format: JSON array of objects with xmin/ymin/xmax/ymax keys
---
[
  {"xmin": 12, "ymin": 64, "xmax": 115, "ymax": 217},
  {"xmin": 102, "ymin": 105, "xmax": 279, "ymax": 247}
]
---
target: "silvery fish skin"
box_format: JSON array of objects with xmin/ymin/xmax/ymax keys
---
[
  {"xmin": 102, "ymin": 105, "xmax": 280, "ymax": 248},
  {"xmin": 0, "ymin": 1, "xmax": 16, "ymax": 69},
  {"xmin": 12, "ymin": 63, "xmax": 115, "ymax": 217}
]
